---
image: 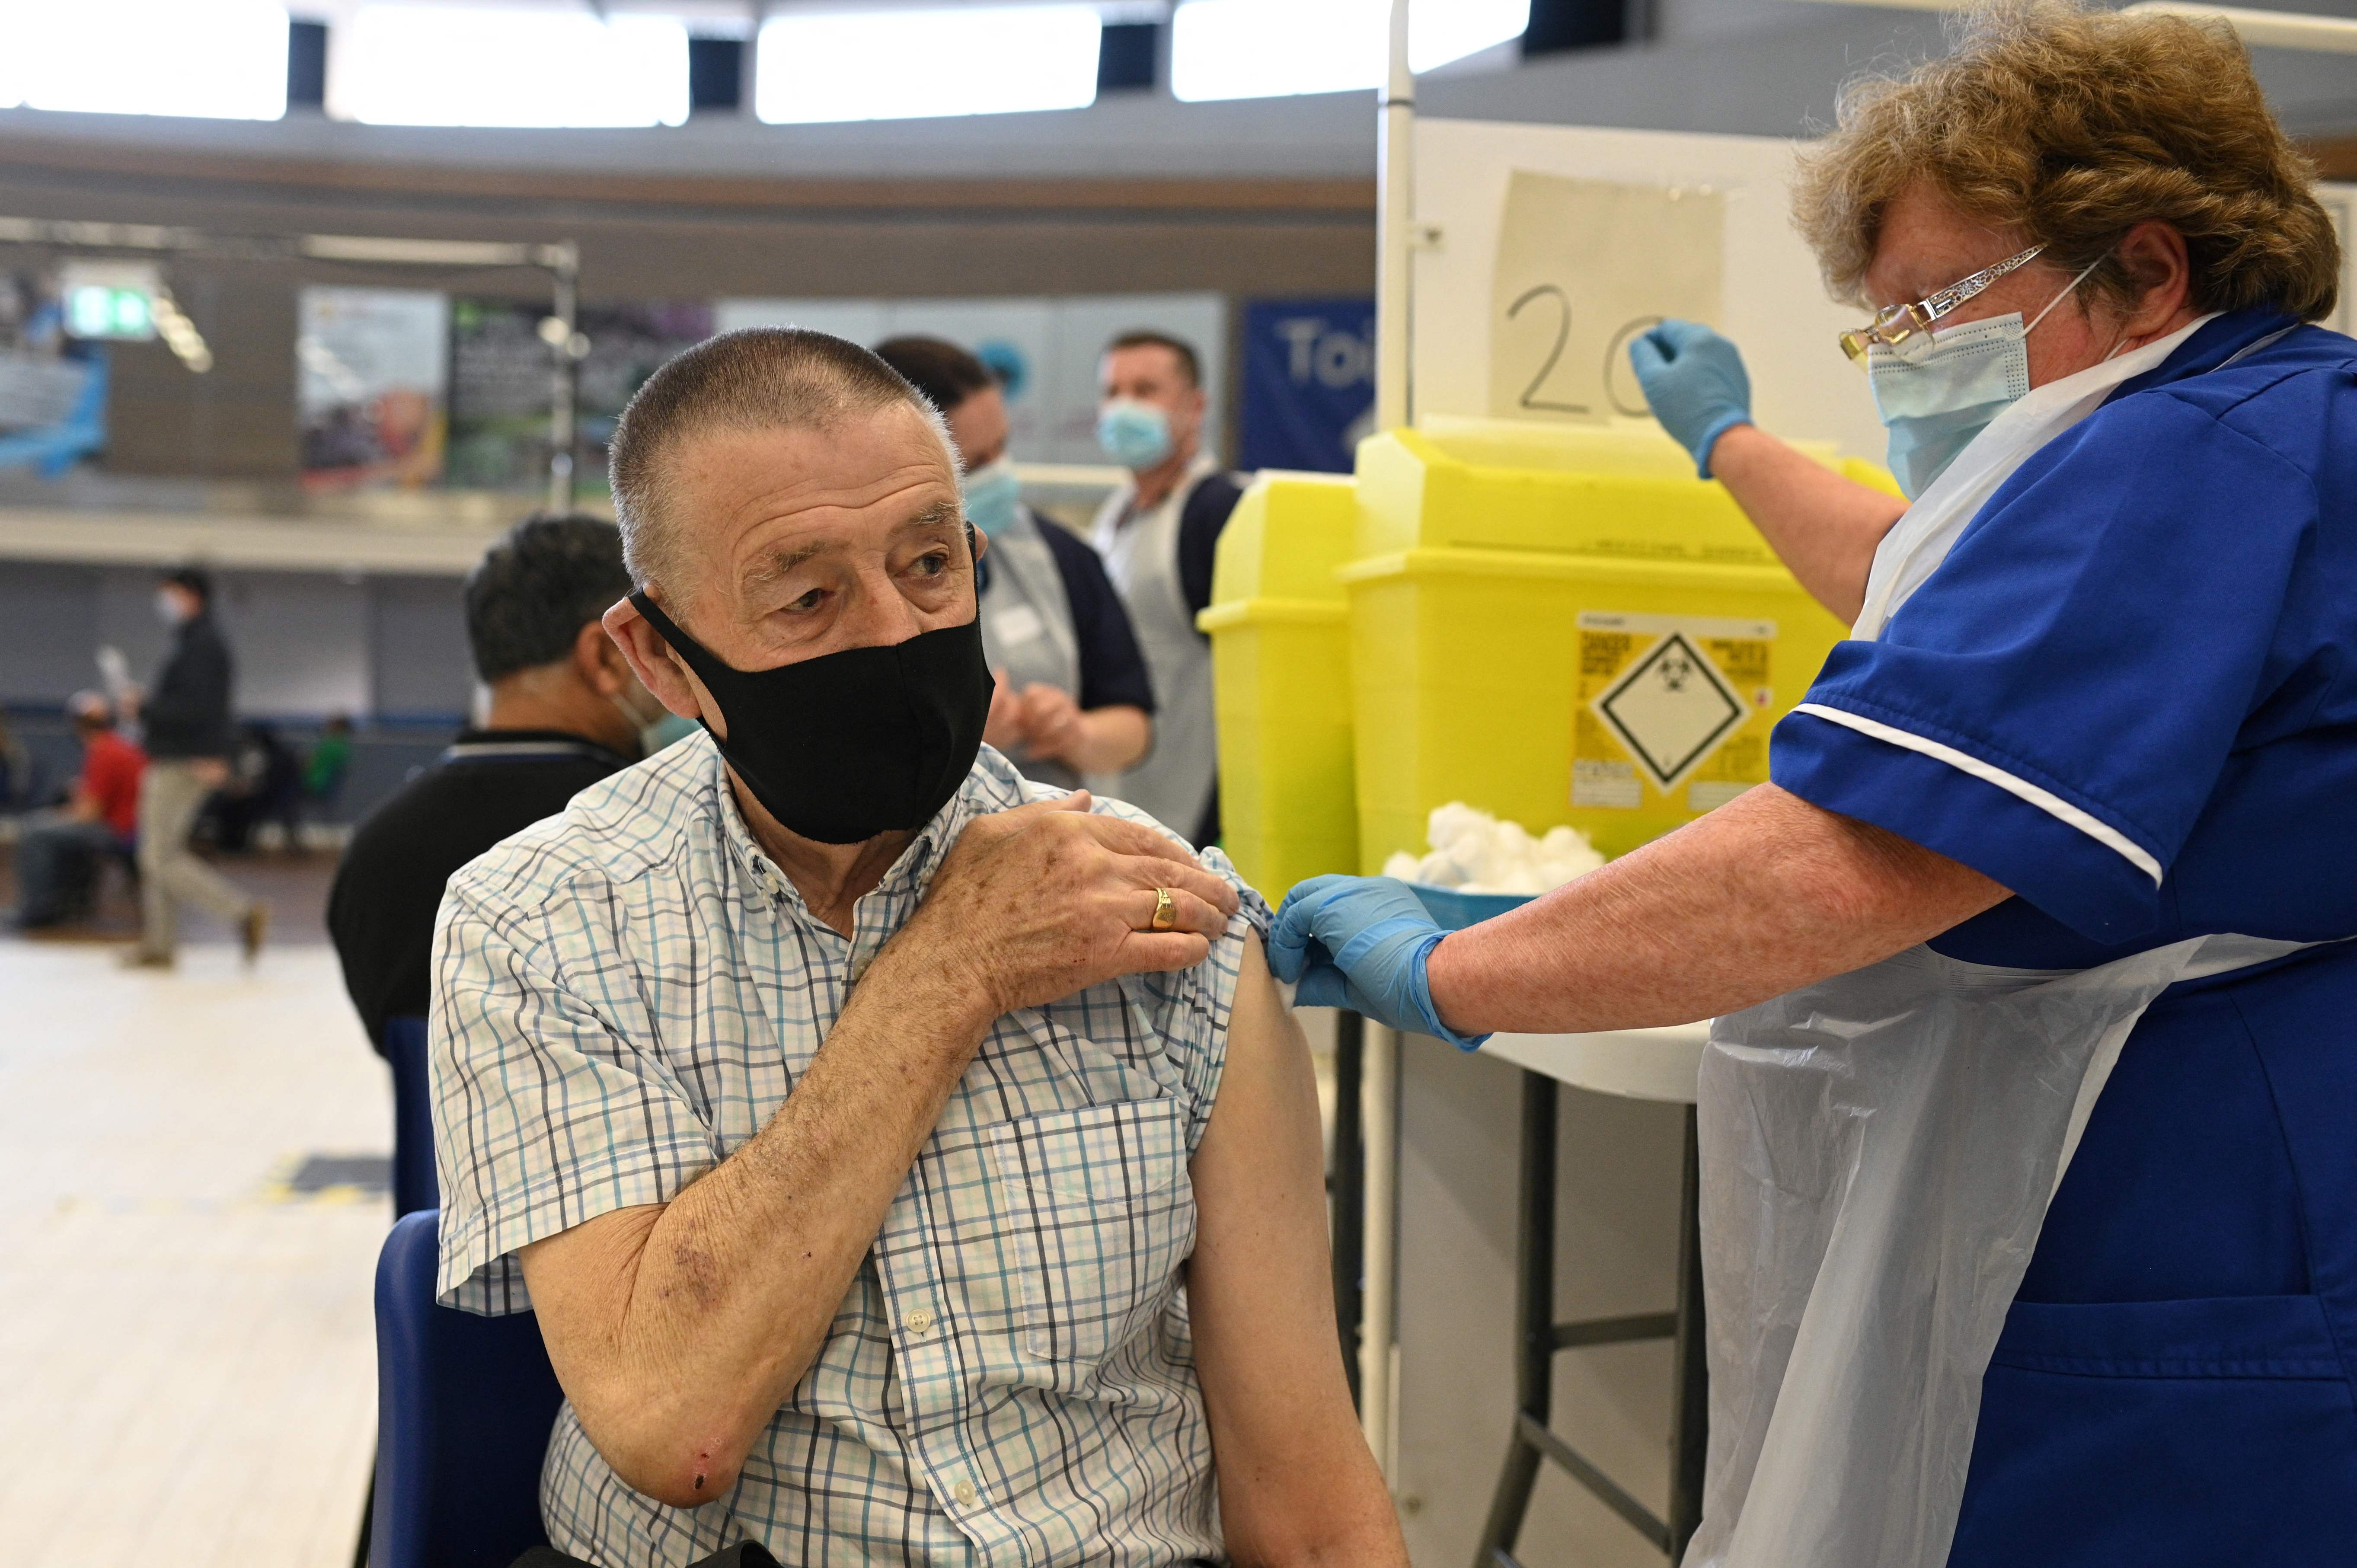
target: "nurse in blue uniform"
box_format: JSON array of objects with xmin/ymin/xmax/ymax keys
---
[{"xmin": 1267, "ymin": 8, "xmax": 2356, "ymax": 1565}]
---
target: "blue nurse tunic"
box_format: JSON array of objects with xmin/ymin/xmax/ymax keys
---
[{"xmin": 1771, "ymin": 308, "xmax": 2357, "ymax": 1565}]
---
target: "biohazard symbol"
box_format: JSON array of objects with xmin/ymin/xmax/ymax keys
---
[{"xmin": 1593, "ymin": 631, "xmax": 1746, "ymax": 792}]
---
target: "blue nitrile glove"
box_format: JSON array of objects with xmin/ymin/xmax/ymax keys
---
[
  {"xmin": 1268, "ymin": 875, "xmax": 1489, "ymax": 1051},
  {"xmin": 1628, "ymin": 319, "xmax": 1752, "ymax": 479}
]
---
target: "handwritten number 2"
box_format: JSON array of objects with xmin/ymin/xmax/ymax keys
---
[{"xmin": 1507, "ymin": 284, "xmax": 1588, "ymax": 415}]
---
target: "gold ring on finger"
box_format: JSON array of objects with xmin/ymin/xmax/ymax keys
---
[{"xmin": 1151, "ymin": 886, "xmax": 1178, "ymax": 931}]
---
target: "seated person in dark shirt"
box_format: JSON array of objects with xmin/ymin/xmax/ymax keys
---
[{"xmin": 329, "ymin": 514, "xmax": 682, "ymax": 1052}]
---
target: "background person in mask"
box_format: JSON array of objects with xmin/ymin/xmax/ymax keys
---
[
  {"xmin": 119, "ymin": 565, "xmax": 265, "ymax": 967},
  {"xmin": 433, "ymin": 328, "xmax": 1402, "ymax": 1565},
  {"xmin": 327, "ymin": 514, "xmax": 673, "ymax": 1054},
  {"xmin": 1088, "ymin": 329, "xmax": 1245, "ymax": 846},
  {"xmin": 1267, "ymin": 7, "xmax": 2357, "ymax": 1563},
  {"xmin": 874, "ymin": 335, "xmax": 1153, "ymax": 790}
]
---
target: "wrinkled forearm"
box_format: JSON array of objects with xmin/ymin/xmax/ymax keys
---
[
  {"xmin": 529, "ymin": 943, "xmax": 995, "ymax": 1507},
  {"xmin": 1709, "ymin": 424, "xmax": 1907, "ymax": 625},
  {"xmin": 1423, "ymin": 784, "xmax": 2008, "ymax": 1037}
]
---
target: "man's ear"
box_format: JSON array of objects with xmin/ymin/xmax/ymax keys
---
[
  {"xmin": 602, "ymin": 598, "xmax": 704, "ymax": 722},
  {"xmin": 572, "ymin": 619, "xmax": 629, "ymax": 699}
]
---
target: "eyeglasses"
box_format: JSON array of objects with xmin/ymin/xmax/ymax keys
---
[{"xmin": 1838, "ymin": 243, "xmax": 2045, "ymax": 367}]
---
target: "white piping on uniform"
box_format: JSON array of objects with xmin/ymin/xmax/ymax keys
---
[{"xmin": 1793, "ymin": 702, "xmax": 2163, "ymax": 885}]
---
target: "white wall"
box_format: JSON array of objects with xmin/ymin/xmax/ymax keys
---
[
  {"xmin": 0, "ymin": 562, "xmax": 109, "ymax": 703},
  {"xmin": 1392, "ymin": 1037, "xmax": 1689, "ymax": 1568},
  {"xmin": 367, "ymin": 575, "xmax": 476, "ymax": 722},
  {"xmin": 213, "ymin": 571, "xmax": 375, "ymax": 718},
  {"xmin": 0, "ymin": 561, "xmax": 471, "ymax": 723}
]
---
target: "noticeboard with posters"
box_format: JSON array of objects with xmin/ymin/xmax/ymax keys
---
[
  {"xmin": 446, "ymin": 298, "xmax": 714, "ymax": 492},
  {"xmin": 0, "ymin": 269, "xmax": 108, "ymax": 477},
  {"xmin": 297, "ymin": 286, "xmax": 449, "ymax": 491}
]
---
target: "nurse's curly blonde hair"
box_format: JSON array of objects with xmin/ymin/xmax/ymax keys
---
[{"xmin": 1793, "ymin": 0, "xmax": 2341, "ymax": 321}]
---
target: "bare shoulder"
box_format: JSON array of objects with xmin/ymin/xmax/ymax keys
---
[{"xmin": 1193, "ymin": 932, "xmax": 1319, "ymax": 1180}]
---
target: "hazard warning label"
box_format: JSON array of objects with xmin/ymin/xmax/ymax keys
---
[{"xmin": 1573, "ymin": 612, "xmax": 1775, "ymax": 806}]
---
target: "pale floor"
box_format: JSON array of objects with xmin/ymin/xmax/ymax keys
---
[{"xmin": 0, "ymin": 940, "xmax": 390, "ymax": 1566}]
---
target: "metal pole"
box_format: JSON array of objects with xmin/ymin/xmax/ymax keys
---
[
  {"xmin": 545, "ymin": 242, "xmax": 582, "ymax": 515},
  {"xmin": 1667, "ymin": 1106, "xmax": 1711, "ymax": 1561},
  {"xmin": 1332, "ymin": 1009, "xmax": 1367, "ymax": 1408},
  {"xmin": 1475, "ymin": 1070, "xmax": 1557, "ymax": 1567},
  {"xmin": 1373, "ymin": 0, "xmax": 1415, "ymax": 433},
  {"xmin": 1359, "ymin": 1020, "xmax": 1401, "ymax": 1474}
]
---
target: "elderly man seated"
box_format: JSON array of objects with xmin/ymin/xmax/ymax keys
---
[{"xmin": 431, "ymin": 328, "xmax": 1403, "ymax": 1566}]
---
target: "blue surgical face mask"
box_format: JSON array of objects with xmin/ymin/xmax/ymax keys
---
[
  {"xmin": 1869, "ymin": 259, "xmax": 2102, "ymax": 499},
  {"xmin": 614, "ymin": 684, "xmax": 700, "ymax": 759},
  {"xmin": 960, "ymin": 458, "xmax": 1023, "ymax": 538},
  {"xmin": 640, "ymin": 710, "xmax": 701, "ymax": 755},
  {"xmin": 1097, "ymin": 399, "xmax": 1173, "ymax": 470}
]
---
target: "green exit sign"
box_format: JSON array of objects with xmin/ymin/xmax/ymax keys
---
[{"xmin": 66, "ymin": 284, "xmax": 156, "ymax": 342}]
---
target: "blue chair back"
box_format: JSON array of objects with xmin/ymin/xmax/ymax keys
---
[
  {"xmin": 372, "ymin": 1208, "xmax": 566, "ymax": 1568},
  {"xmin": 383, "ymin": 1016, "xmax": 440, "ymax": 1217}
]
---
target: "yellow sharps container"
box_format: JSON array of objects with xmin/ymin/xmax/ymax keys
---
[
  {"xmin": 1197, "ymin": 471, "xmax": 1360, "ymax": 899},
  {"xmin": 1345, "ymin": 419, "xmax": 1885, "ymax": 871}
]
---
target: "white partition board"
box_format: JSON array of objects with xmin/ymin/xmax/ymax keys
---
[
  {"xmin": 715, "ymin": 293, "xmax": 1227, "ymax": 467},
  {"xmin": 1412, "ymin": 118, "xmax": 1891, "ymax": 464}
]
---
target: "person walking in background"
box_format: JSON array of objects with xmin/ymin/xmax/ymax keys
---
[
  {"xmin": 873, "ymin": 334, "xmax": 1155, "ymax": 791},
  {"xmin": 1088, "ymin": 329, "xmax": 1246, "ymax": 846},
  {"xmin": 328, "ymin": 515, "xmax": 667, "ymax": 1054},
  {"xmin": 121, "ymin": 567, "xmax": 265, "ymax": 967},
  {"xmin": 12, "ymin": 691, "xmax": 144, "ymax": 930}
]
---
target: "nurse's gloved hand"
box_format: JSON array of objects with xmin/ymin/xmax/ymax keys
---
[
  {"xmin": 1629, "ymin": 320, "xmax": 1752, "ymax": 479},
  {"xmin": 1268, "ymin": 875, "xmax": 1489, "ymax": 1051}
]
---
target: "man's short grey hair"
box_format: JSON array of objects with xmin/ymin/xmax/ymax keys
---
[{"xmin": 608, "ymin": 327, "xmax": 958, "ymax": 597}]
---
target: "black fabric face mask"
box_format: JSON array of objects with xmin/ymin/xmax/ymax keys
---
[{"xmin": 629, "ymin": 590, "xmax": 991, "ymax": 846}]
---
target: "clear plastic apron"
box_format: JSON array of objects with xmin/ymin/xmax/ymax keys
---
[
  {"xmin": 1092, "ymin": 452, "xmax": 1223, "ymax": 837},
  {"xmin": 1688, "ymin": 316, "xmax": 2309, "ymax": 1568},
  {"xmin": 979, "ymin": 509, "xmax": 1086, "ymax": 792}
]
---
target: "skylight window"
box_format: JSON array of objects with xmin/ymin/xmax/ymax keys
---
[
  {"xmin": 1170, "ymin": 0, "xmax": 1530, "ymax": 103},
  {"xmin": 756, "ymin": 5, "xmax": 1101, "ymax": 125},
  {"xmin": 339, "ymin": 6, "xmax": 690, "ymax": 128},
  {"xmin": 0, "ymin": 0, "xmax": 291, "ymax": 121}
]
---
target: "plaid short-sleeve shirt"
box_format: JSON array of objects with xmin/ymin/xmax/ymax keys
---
[{"xmin": 429, "ymin": 735, "xmax": 1269, "ymax": 1567}]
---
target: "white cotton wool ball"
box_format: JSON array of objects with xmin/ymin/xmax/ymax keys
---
[
  {"xmin": 1537, "ymin": 825, "xmax": 1606, "ymax": 884},
  {"xmin": 1427, "ymin": 802, "xmax": 1489, "ymax": 853},
  {"xmin": 1383, "ymin": 851, "xmax": 1423, "ymax": 882},
  {"xmin": 1405, "ymin": 803, "xmax": 1610, "ymax": 895},
  {"xmin": 1436, "ymin": 835, "xmax": 1488, "ymax": 883}
]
